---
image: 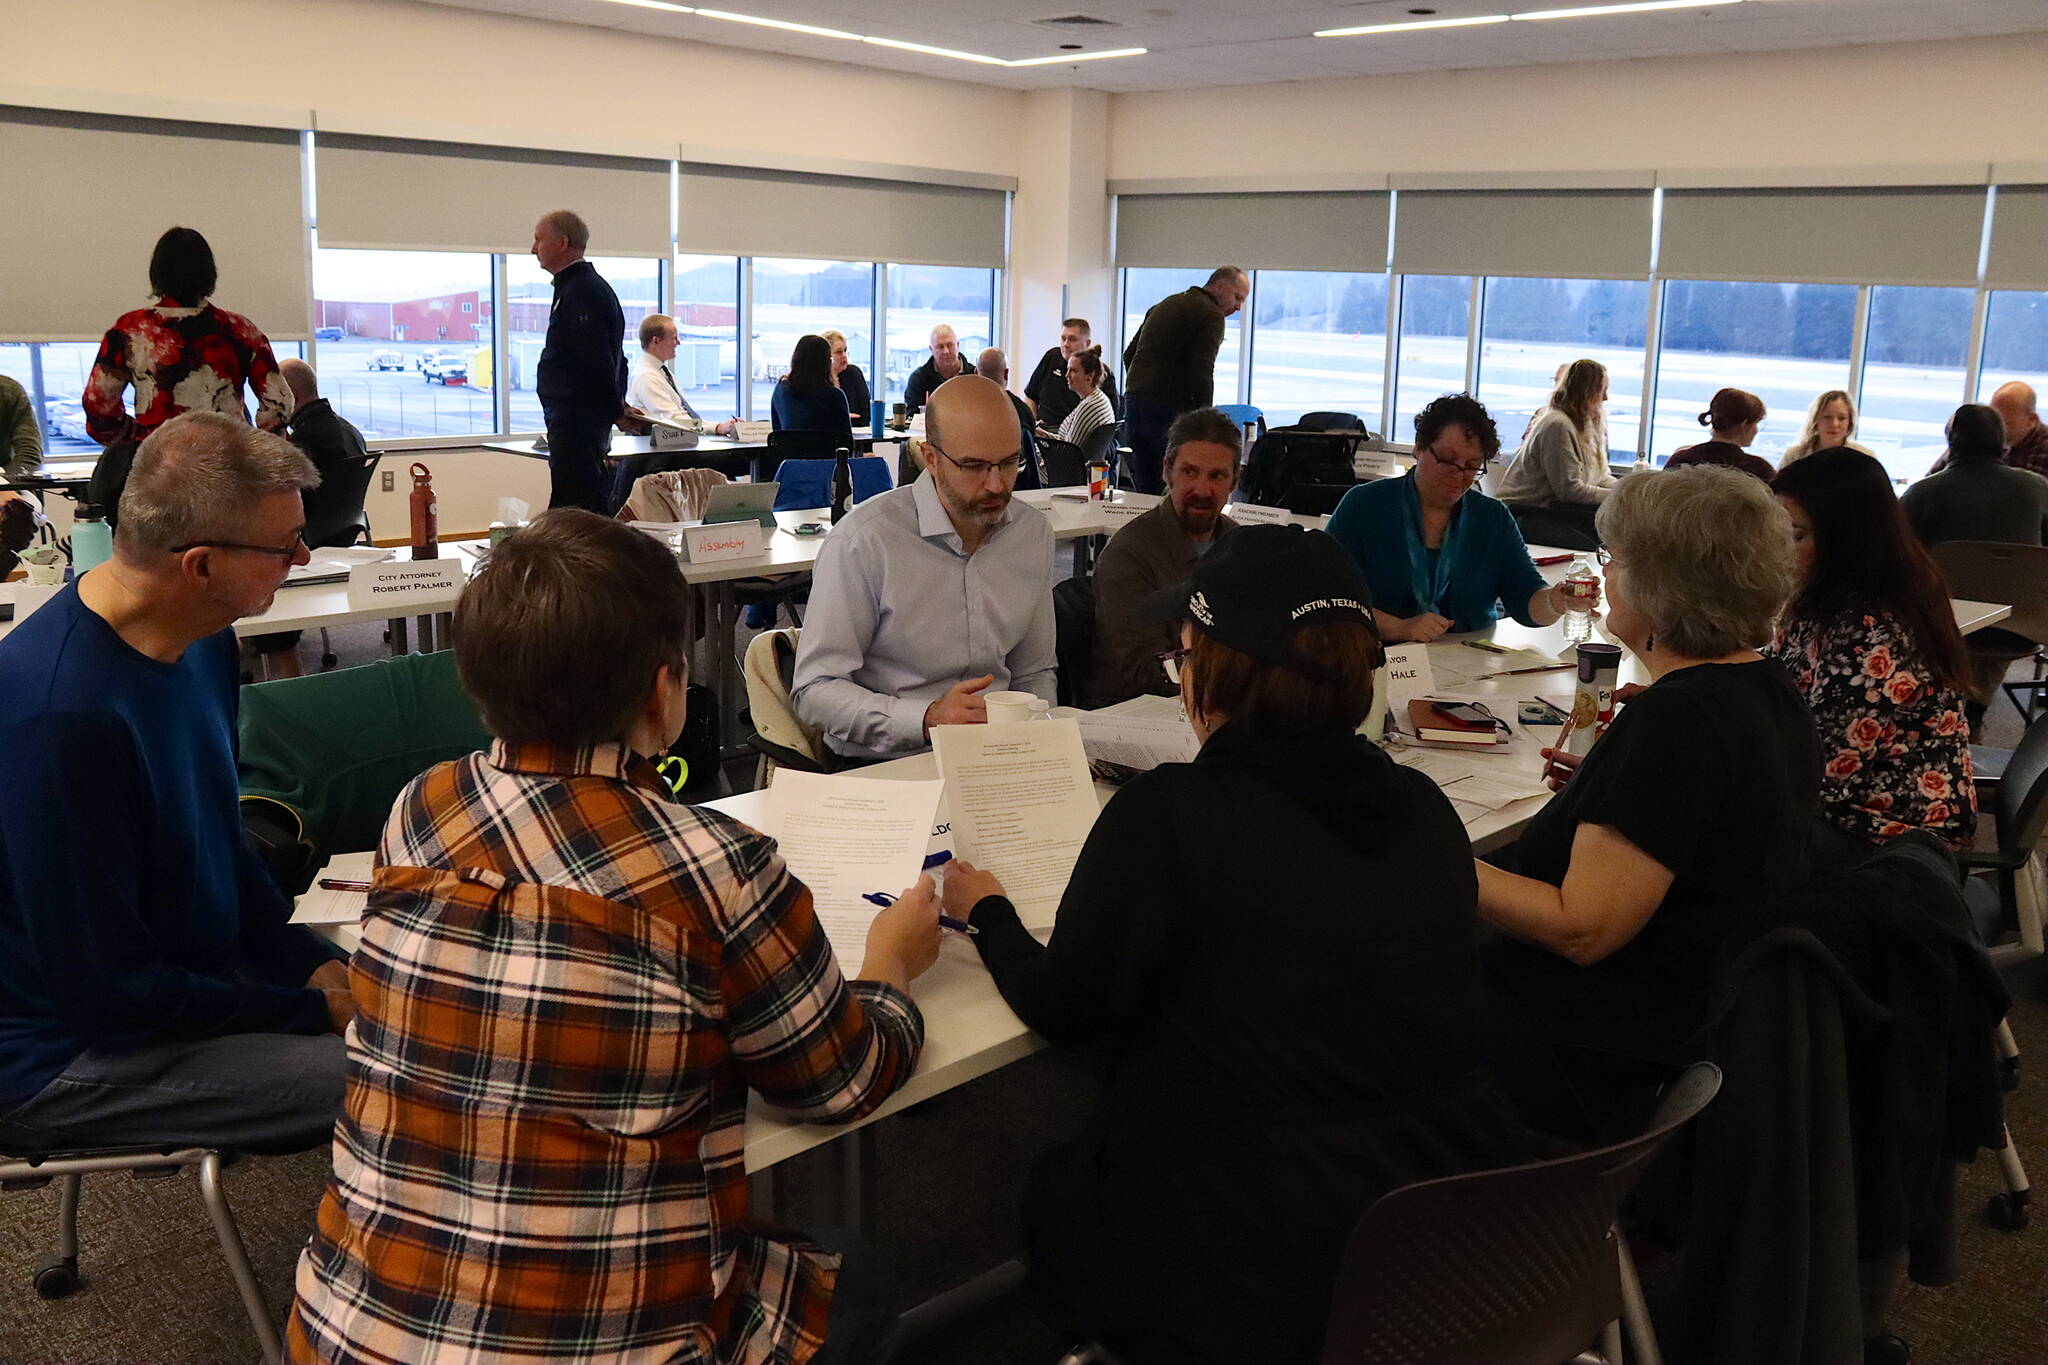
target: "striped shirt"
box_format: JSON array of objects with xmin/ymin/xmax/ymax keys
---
[{"xmin": 289, "ymin": 741, "xmax": 923, "ymax": 1365}]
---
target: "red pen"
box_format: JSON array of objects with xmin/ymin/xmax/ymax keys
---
[
  {"xmin": 1534, "ymin": 553, "xmax": 1574, "ymax": 567},
  {"xmin": 318, "ymin": 878, "xmax": 374, "ymax": 892}
]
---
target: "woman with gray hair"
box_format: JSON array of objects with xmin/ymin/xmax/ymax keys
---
[{"xmin": 1478, "ymin": 465, "xmax": 1820, "ymax": 1137}]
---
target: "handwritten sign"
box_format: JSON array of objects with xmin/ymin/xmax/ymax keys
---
[
  {"xmin": 1354, "ymin": 448, "xmax": 1399, "ymax": 480},
  {"xmin": 1382, "ymin": 643, "xmax": 1436, "ymax": 718},
  {"xmin": 681, "ymin": 521, "xmax": 765, "ymax": 563},
  {"xmin": 1226, "ymin": 502, "xmax": 1290, "ymax": 526},
  {"xmin": 648, "ymin": 420, "xmax": 699, "ymax": 451},
  {"xmin": 347, "ymin": 558, "xmax": 465, "ymax": 613}
]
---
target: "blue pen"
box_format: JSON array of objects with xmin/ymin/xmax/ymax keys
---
[
  {"xmin": 860, "ymin": 890, "xmax": 978, "ymax": 936},
  {"xmin": 922, "ymin": 849, "xmax": 955, "ymax": 870}
]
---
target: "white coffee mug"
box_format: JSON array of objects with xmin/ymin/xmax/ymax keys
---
[{"xmin": 983, "ymin": 690, "xmax": 1043, "ymax": 724}]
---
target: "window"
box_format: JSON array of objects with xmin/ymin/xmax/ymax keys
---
[
  {"xmin": 313, "ymin": 249, "xmax": 496, "ymax": 440},
  {"xmin": 1980, "ymin": 290, "xmax": 2048, "ymax": 400},
  {"xmin": 752, "ymin": 259, "xmax": 875, "ymax": 417},
  {"xmin": 506, "ymin": 255, "xmax": 661, "ymax": 434},
  {"xmin": 886, "ymin": 265, "xmax": 996, "ymax": 408},
  {"xmin": 1248, "ymin": 270, "xmax": 1387, "ymax": 430},
  {"xmin": 673, "ymin": 254, "xmax": 740, "ymax": 421},
  {"xmin": 3, "ymin": 339, "xmax": 305, "ymax": 458},
  {"xmin": 1650, "ymin": 280, "xmax": 1855, "ymax": 464},
  {"xmin": 1392, "ymin": 275, "xmax": 1471, "ymax": 445},
  {"xmin": 1860, "ymin": 286, "xmax": 1974, "ymax": 481},
  {"xmin": 1122, "ymin": 267, "xmax": 1241, "ymax": 406},
  {"xmin": 1477, "ymin": 277, "xmax": 1649, "ymax": 460}
]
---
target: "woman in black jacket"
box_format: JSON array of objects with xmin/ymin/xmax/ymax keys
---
[{"xmin": 944, "ymin": 524, "xmax": 1528, "ymax": 1365}]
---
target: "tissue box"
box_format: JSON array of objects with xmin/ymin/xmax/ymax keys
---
[{"xmin": 680, "ymin": 521, "xmax": 765, "ymax": 562}]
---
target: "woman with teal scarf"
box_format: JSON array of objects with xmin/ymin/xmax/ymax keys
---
[{"xmin": 1325, "ymin": 394, "xmax": 1594, "ymax": 643}]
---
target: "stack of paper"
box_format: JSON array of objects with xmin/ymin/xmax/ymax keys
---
[
  {"xmin": 291, "ymin": 851, "xmax": 374, "ymax": 925},
  {"xmin": 287, "ymin": 545, "xmax": 392, "ymax": 585},
  {"xmin": 934, "ymin": 720, "xmax": 1100, "ymax": 931},
  {"xmin": 765, "ymin": 770, "xmax": 945, "ymax": 971}
]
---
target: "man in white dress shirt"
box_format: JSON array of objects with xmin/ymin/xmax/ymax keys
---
[
  {"xmin": 625, "ymin": 315, "xmax": 735, "ymax": 436},
  {"xmin": 792, "ymin": 376, "xmax": 1056, "ymax": 760}
]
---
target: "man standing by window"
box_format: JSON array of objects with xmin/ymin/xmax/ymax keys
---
[
  {"xmin": 1123, "ymin": 269, "xmax": 1247, "ymax": 496},
  {"xmin": 531, "ymin": 210, "xmax": 627, "ymax": 513}
]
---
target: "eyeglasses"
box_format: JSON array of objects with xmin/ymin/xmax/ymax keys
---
[
  {"xmin": 928, "ymin": 441, "xmax": 1024, "ymax": 479},
  {"xmin": 1155, "ymin": 646, "xmax": 1190, "ymax": 685},
  {"xmin": 1595, "ymin": 547, "xmax": 1612, "ymax": 567},
  {"xmin": 168, "ymin": 530, "xmax": 307, "ymax": 558},
  {"xmin": 1424, "ymin": 445, "xmax": 1490, "ymax": 478}
]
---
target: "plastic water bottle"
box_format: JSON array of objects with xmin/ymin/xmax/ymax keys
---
[{"xmin": 1560, "ymin": 554, "xmax": 1599, "ymax": 644}]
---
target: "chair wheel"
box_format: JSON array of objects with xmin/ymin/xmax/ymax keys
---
[
  {"xmin": 32, "ymin": 1255, "xmax": 79, "ymax": 1300},
  {"xmin": 1988, "ymin": 1192, "xmax": 2030, "ymax": 1231},
  {"xmin": 320, "ymin": 652, "xmax": 339, "ymax": 670},
  {"xmin": 1864, "ymin": 1333, "xmax": 1910, "ymax": 1365}
]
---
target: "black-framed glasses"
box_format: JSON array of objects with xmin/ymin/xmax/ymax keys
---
[
  {"xmin": 1155, "ymin": 646, "xmax": 1191, "ymax": 685},
  {"xmin": 928, "ymin": 440, "xmax": 1025, "ymax": 479},
  {"xmin": 1423, "ymin": 445, "xmax": 1489, "ymax": 478},
  {"xmin": 168, "ymin": 530, "xmax": 307, "ymax": 558}
]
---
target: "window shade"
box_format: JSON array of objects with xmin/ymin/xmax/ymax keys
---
[
  {"xmin": 1986, "ymin": 185, "xmax": 2048, "ymax": 291},
  {"xmin": 677, "ymin": 165, "xmax": 1006, "ymax": 268},
  {"xmin": 316, "ymin": 135, "xmax": 671, "ymax": 256},
  {"xmin": 1658, "ymin": 186, "xmax": 1988, "ymax": 286},
  {"xmin": 1114, "ymin": 192, "xmax": 1389, "ymax": 272},
  {"xmin": 0, "ymin": 106, "xmax": 309, "ymax": 342},
  {"xmin": 1391, "ymin": 190, "xmax": 1651, "ymax": 280}
]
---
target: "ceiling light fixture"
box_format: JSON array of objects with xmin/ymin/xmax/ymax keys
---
[
  {"xmin": 1005, "ymin": 46, "xmax": 1150, "ymax": 65},
  {"xmin": 1511, "ymin": 0, "xmax": 1737, "ymax": 17},
  {"xmin": 593, "ymin": 2, "xmax": 1147, "ymax": 67},
  {"xmin": 691, "ymin": 8, "xmax": 860, "ymax": 40},
  {"xmin": 1315, "ymin": 14, "xmax": 1508, "ymax": 36},
  {"xmin": 1319, "ymin": 0, "xmax": 1739, "ymax": 37}
]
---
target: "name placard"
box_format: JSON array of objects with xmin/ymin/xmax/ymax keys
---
[
  {"xmin": 347, "ymin": 558, "xmax": 466, "ymax": 612},
  {"xmin": 1382, "ymin": 644, "xmax": 1436, "ymax": 717},
  {"xmin": 1226, "ymin": 502, "xmax": 1290, "ymax": 526},
  {"xmin": 1099, "ymin": 499, "xmax": 1148, "ymax": 525},
  {"xmin": 681, "ymin": 521, "xmax": 765, "ymax": 563},
  {"xmin": 648, "ymin": 421, "xmax": 699, "ymax": 451},
  {"xmin": 731, "ymin": 420, "xmax": 772, "ymax": 443},
  {"xmin": 1354, "ymin": 449, "xmax": 1400, "ymax": 480}
]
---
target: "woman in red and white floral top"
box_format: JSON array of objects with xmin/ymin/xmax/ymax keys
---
[
  {"xmin": 1769, "ymin": 449, "xmax": 1977, "ymax": 856},
  {"xmin": 84, "ymin": 227, "xmax": 292, "ymax": 446}
]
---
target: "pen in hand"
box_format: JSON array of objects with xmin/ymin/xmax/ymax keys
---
[
  {"xmin": 319, "ymin": 878, "xmax": 374, "ymax": 892},
  {"xmin": 861, "ymin": 890, "xmax": 977, "ymax": 936}
]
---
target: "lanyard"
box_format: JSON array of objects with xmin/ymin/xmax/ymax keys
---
[{"xmin": 1398, "ymin": 471, "xmax": 1466, "ymax": 616}]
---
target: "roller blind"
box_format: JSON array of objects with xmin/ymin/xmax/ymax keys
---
[
  {"xmin": 1391, "ymin": 189, "xmax": 1651, "ymax": 280},
  {"xmin": 677, "ymin": 165, "xmax": 1006, "ymax": 268},
  {"xmin": 1658, "ymin": 186, "xmax": 1988, "ymax": 286},
  {"xmin": 316, "ymin": 135, "xmax": 671, "ymax": 256},
  {"xmin": 0, "ymin": 106, "xmax": 309, "ymax": 342},
  {"xmin": 1115, "ymin": 192, "xmax": 1389, "ymax": 272},
  {"xmin": 1986, "ymin": 185, "xmax": 2048, "ymax": 291}
]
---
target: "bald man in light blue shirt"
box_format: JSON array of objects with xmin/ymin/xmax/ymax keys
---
[{"xmin": 793, "ymin": 376, "xmax": 1056, "ymax": 760}]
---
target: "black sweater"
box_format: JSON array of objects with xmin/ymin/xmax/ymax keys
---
[
  {"xmin": 536, "ymin": 259, "xmax": 627, "ymax": 416},
  {"xmin": 970, "ymin": 723, "xmax": 1528, "ymax": 1365}
]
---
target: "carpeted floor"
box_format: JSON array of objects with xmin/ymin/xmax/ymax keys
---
[{"xmin": 4, "ymin": 629, "xmax": 2045, "ymax": 1364}]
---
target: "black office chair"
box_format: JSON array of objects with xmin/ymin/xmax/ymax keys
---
[
  {"xmin": 1052, "ymin": 575, "xmax": 1096, "ymax": 708},
  {"xmin": 302, "ymin": 451, "xmax": 380, "ymax": 551},
  {"xmin": 1507, "ymin": 503, "xmax": 1601, "ymax": 553},
  {"xmin": 1298, "ymin": 410, "xmax": 1371, "ymax": 434},
  {"xmin": 1040, "ymin": 437, "xmax": 1089, "ymax": 488},
  {"xmin": 1082, "ymin": 424, "xmax": 1121, "ymax": 486},
  {"xmin": 1239, "ymin": 428, "xmax": 1368, "ymax": 513}
]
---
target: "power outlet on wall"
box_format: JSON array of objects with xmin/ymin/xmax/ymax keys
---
[{"xmin": 381, "ymin": 470, "xmax": 395, "ymax": 492}]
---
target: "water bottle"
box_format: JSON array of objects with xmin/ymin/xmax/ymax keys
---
[
  {"xmin": 409, "ymin": 462, "xmax": 439, "ymax": 560},
  {"xmin": 69, "ymin": 504, "xmax": 113, "ymax": 575},
  {"xmin": 1560, "ymin": 554, "xmax": 1598, "ymax": 643},
  {"xmin": 830, "ymin": 446, "xmax": 854, "ymax": 524}
]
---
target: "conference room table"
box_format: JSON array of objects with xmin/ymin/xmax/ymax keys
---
[{"xmin": 485, "ymin": 429, "xmax": 886, "ymax": 488}]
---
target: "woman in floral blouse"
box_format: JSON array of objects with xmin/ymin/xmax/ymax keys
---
[
  {"xmin": 1769, "ymin": 449, "xmax": 1977, "ymax": 859},
  {"xmin": 84, "ymin": 227, "xmax": 292, "ymax": 446}
]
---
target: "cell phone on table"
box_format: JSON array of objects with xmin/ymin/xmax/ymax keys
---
[
  {"xmin": 1431, "ymin": 701, "xmax": 1494, "ymax": 726},
  {"xmin": 1519, "ymin": 698, "xmax": 1568, "ymax": 726}
]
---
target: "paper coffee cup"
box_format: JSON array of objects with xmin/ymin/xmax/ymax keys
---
[
  {"xmin": 22, "ymin": 553, "xmax": 65, "ymax": 586},
  {"xmin": 983, "ymin": 690, "xmax": 1042, "ymax": 724}
]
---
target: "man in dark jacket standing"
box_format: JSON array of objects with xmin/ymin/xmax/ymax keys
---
[
  {"xmin": 1122, "ymin": 267, "xmax": 1247, "ymax": 496},
  {"xmin": 532, "ymin": 210, "xmax": 627, "ymax": 513}
]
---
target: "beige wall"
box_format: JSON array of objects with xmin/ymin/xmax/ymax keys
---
[
  {"xmin": 5, "ymin": 0, "xmax": 1022, "ymax": 177},
  {"xmin": 1008, "ymin": 89, "xmax": 1114, "ymax": 368},
  {"xmin": 1108, "ymin": 35, "xmax": 2048, "ymax": 183}
]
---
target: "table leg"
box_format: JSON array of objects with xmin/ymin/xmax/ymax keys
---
[
  {"xmin": 433, "ymin": 610, "xmax": 454, "ymax": 650},
  {"xmin": 389, "ymin": 617, "xmax": 408, "ymax": 655},
  {"xmin": 715, "ymin": 581, "xmax": 746, "ymax": 756},
  {"xmin": 834, "ymin": 1125, "xmax": 878, "ymax": 1240}
]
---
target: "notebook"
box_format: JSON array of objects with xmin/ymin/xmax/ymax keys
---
[{"xmin": 1407, "ymin": 699, "xmax": 1502, "ymax": 746}]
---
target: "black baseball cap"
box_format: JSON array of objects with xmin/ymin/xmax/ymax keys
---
[{"xmin": 1141, "ymin": 524, "xmax": 1376, "ymax": 672}]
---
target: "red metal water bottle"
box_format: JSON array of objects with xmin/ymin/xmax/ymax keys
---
[{"xmin": 409, "ymin": 462, "xmax": 439, "ymax": 560}]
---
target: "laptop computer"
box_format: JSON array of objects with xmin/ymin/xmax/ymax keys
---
[{"xmin": 702, "ymin": 480, "xmax": 779, "ymax": 529}]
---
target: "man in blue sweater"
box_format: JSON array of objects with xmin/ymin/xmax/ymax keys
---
[{"xmin": 0, "ymin": 411, "xmax": 351, "ymax": 1155}]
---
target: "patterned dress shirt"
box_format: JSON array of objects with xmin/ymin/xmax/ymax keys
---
[
  {"xmin": 289, "ymin": 740, "xmax": 923, "ymax": 1365},
  {"xmin": 84, "ymin": 299, "xmax": 291, "ymax": 445}
]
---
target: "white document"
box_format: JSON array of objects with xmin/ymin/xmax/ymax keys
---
[
  {"xmin": 291, "ymin": 851, "xmax": 375, "ymax": 926},
  {"xmin": 1382, "ymin": 644, "xmax": 1435, "ymax": 717},
  {"xmin": 933, "ymin": 719, "xmax": 1099, "ymax": 932},
  {"xmin": 766, "ymin": 770, "xmax": 945, "ymax": 972},
  {"xmin": 1074, "ymin": 708, "xmax": 1199, "ymax": 771}
]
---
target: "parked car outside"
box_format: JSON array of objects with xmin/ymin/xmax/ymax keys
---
[
  {"xmin": 314, "ymin": 326, "xmax": 344, "ymax": 341},
  {"xmin": 369, "ymin": 350, "xmax": 405, "ymax": 371},
  {"xmin": 422, "ymin": 355, "xmax": 469, "ymax": 386}
]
